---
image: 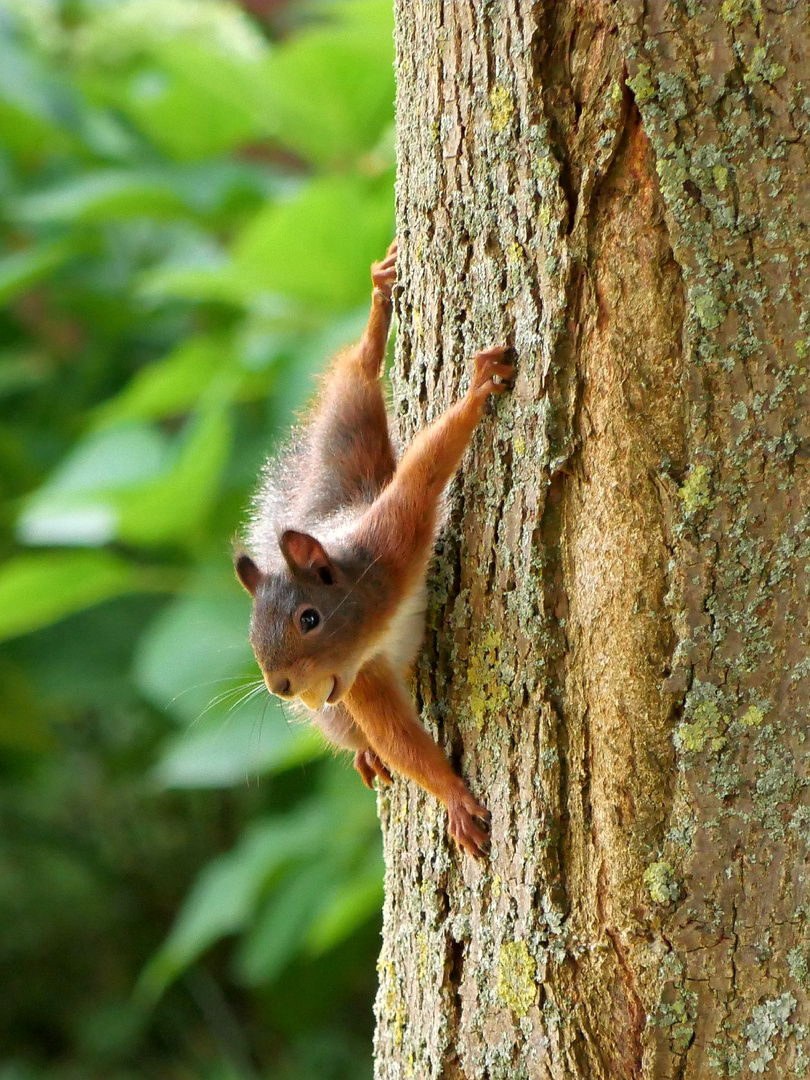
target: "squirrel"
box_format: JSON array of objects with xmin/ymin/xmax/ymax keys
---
[{"xmin": 235, "ymin": 239, "xmax": 513, "ymax": 857}]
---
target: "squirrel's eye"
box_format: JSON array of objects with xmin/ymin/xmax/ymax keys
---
[{"xmin": 299, "ymin": 608, "xmax": 321, "ymax": 633}]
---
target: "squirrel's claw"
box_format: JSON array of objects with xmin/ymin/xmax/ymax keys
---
[
  {"xmin": 470, "ymin": 346, "xmax": 514, "ymax": 405},
  {"xmin": 447, "ymin": 790, "xmax": 491, "ymax": 859},
  {"xmin": 354, "ymin": 748, "xmax": 393, "ymax": 789},
  {"xmin": 371, "ymin": 240, "xmax": 398, "ymax": 298}
]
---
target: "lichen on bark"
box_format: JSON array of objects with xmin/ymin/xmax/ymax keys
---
[{"xmin": 376, "ymin": 3, "xmax": 810, "ymax": 1078}]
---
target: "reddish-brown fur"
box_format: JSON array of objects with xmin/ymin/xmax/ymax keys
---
[{"xmin": 237, "ymin": 241, "xmax": 513, "ymax": 857}]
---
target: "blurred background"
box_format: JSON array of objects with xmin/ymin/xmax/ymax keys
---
[{"xmin": 0, "ymin": 0, "xmax": 395, "ymax": 1076}]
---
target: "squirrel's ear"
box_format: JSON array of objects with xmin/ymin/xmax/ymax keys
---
[
  {"xmin": 235, "ymin": 553, "xmax": 262, "ymax": 596},
  {"xmin": 279, "ymin": 530, "xmax": 335, "ymax": 584}
]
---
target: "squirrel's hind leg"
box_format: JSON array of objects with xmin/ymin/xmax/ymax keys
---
[{"xmin": 306, "ymin": 243, "xmax": 399, "ymax": 507}]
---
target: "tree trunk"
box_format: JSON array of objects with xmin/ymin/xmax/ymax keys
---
[{"xmin": 376, "ymin": 2, "xmax": 810, "ymax": 1078}]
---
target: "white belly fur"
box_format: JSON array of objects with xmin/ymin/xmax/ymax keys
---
[{"xmin": 374, "ymin": 579, "xmax": 428, "ymax": 676}]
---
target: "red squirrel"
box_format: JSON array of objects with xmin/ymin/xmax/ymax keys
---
[{"xmin": 235, "ymin": 240, "xmax": 513, "ymax": 857}]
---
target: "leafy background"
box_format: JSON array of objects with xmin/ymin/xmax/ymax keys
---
[{"xmin": 0, "ymin": 0, "xmax": 395, "ymax": 1076}]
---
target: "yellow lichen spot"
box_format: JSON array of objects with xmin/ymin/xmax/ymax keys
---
[
  {"xmin": 643, "ymin": 860, "xmax": 679, "ymax": 903},
  {"xmin": 392, "ymin": 1004, "xmax": 407, "ymax": 1048},
  {"xmin": 416, "ymin": 932, "xmax": 428, "ymax": 981},
  {"xmin": 627, "ymin": 63, "xmax": 655, "ymax": 103},
  {"xmin": 537, "ymin": 203, "xmax": 552, "ymax": 229},
  {"xmin": 413, "ymin": 307, "xmax": 422, "ymax": 334},
  {"xmin": 713, "ymin": 165, "xmax": 728, "ymax": 191},
  {"xmin": 491, "ymin": 874, "xmax": 502, "ymax": 898},
  {"xmin": 678, "ymin": 464, "xmax": 711, "ymax": 515},
  {"xmin": 610, "ymin": 79, "xmax": 623, "ymax": 104},
  {"xmin": 406, "ymin": 1053, "xmax": 416, "ymax": 1078},
  {"xmin": 378, "ymin": 958, "xmax": 397, "ymax": 1013},
  {"xmin": 720, "ymin": 0, "xmax": 744, "ymax": 25},
  {"xmin": 490, "ymin": 83, "xmax": 514, "ymax": 134},
  {"xmin": 507, "ymin": 242, "xmax": 522, "ymax": 263},
  {"xmin": 467, "ymin": 629, "xmax": 510, "ymax": 729},
  {"xmin": 795, "ymin": 340, "xmax": 808, "ymax": 360},
  {"xmin": 496, "ymin": 940, "xmax": 536, "ymax": 1017},
  {"xmin": 677, "ymin": 701, "xmax": 723, "ymax": 752},
  {"xmin": 740, "ymin": 705, "xmax": 764, "ymax": 727},
  {"xmin": 721, "ymin": 0, "xmax": 762, "ymax": 26},
  {"xmin": 534, "ymin": 155, "xmax": 556, "ymax": 183},
  {"xmin": 514, "ymin": 436, "xmax": 526, "ymax": 456},
  {"xmin": 744, "ymin": 46, "xmax": 786, "ymax": 86},
  {"xmin": 693, "ymin": 290, "xmax": 727, "ymax": 330}
]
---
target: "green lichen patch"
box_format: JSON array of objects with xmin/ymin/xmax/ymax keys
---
[
  {"xmin": 788, "ymin": 948, "xmax": 810, "ymax": 987},
  {"xmin": 744, "ymin": 46, "xmax": 787, "ymax": 87},
  {"xmin": 676, "ymin": 700, "xmax": 727, "ymax": 753},
  {"xmin": 489, "ymin": 83, "xmax": 514, "ymax": 134},
  {"xmin": 693, "ymin": 288, "xmax": 728, "ymax": 330},
  {"xmin": 713, "ymin": 165, "xmax": 729, "ymax": 191},
  {"xmin": 678, "ymin": 464, "xmax": 712, "ymax": 515},
  {"xmin": 658, "ymin": 993, "xmax": 696, "ymax": 1054},
  {"xmin": 627, "ymin": 63, "xmax": 655, "ymax": 103},
  {"xmin": 496, "ymin": 940, "xmax": 537, "ymax": 1017},
  {"xmin": 708, "ymin": 1033, "xmax": 744, "ymax": 1076},
  {"xmin": 643, "ymin": 860, "xmax": 680, "ymax": 904},
  {"xmin": 740, "ymin": 705, "xmax": 764, "ymax": 727},
  {"xmin": 742, "ymin": 992, "xmax": 797, "ymax": 1073},
  {"xmin": 720, "ymin": 0, "xmax": 762, "ymax": 28},
  {"xmin": 789, "ymin": 806, "xmax": 810, "ymax": 845},
  {"xmin": 467, "ymin": 628, "xmax": 510, "ymax": 729}
]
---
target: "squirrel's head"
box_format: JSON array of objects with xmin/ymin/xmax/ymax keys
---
[{"xmin": 235, "ymin": 530, "xmax": 383, "ymax": 710}]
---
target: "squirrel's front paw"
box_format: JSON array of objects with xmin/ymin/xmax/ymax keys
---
[
  {"xmin": 470, "ymin": 346, "xmax": 514, "ymax": 405},
  {"xmin": 354, "ymin": 748, "xmax": 393, "ymax": 789},
  {"xmin": 371, "ymin": 238, "xmax": 398, "ymax": 299},
  {"xmin": 447, "ymin": 788, "xmax": 491, "ymax": 858}
]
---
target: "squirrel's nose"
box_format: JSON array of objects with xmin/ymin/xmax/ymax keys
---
[{"xmin": 272, "ymin": 677, "xmax": 293, "ymax": 698}]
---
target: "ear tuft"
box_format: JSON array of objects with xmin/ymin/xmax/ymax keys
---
[
  {"xmin": 279, "ymin": 530, "xmax": 334, "ymax": 582},
  {"xmin": 235, "ymin": 553, "xmax": 262, "ymax": 596}
]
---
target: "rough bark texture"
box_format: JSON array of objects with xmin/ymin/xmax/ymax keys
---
[{"xmin": 376, "ymin": 2, "xmax": 810, "ymax": 1078}]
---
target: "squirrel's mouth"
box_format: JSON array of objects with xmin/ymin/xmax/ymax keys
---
[
  {"xmin": 299, "ymin": 674, "xmax": 345, "ymax": 710},
  {"xmin": 327, "ymin": 675, "xmax": 343, "ymax": 705}
]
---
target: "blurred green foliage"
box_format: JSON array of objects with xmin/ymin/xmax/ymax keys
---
[{"xmin": 0, "ymin": 0, "xmax": 395, "ymax": 1076}]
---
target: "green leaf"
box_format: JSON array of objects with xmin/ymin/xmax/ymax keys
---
[
  {"xmin": 235, "ymin": 861, "xmax": 336, "ymax": 985},
  {"xmin": 134, "ymin": 587, "xmax": 254, "ymax": 722},
  {"xmin": 76, "ymin": 0, "xmax": 273, "ymax": 161},
  {"xmin": 305, "ymin": 859, "xmax": 384, "ymax": 955},
  {"xmin": 0, "ymin": 551, "xmax": 138, "ymax": 642},
  {"xmin": 265, "ymin": 13, "xmax": 395, "ymax": 167},
  {"xmin": 121, "ymin": 64, "xmax": 264, "ymax": 163},
  {"xmin": 139, "ymin": 805, "xmax": 329, "ymax": 1001},
  {"xmin": 0, "ymin": 239, "xmax": 80, "ymax": 306},
  {"xmin": 154, "ymin": 703, "xmax": 324, "ymax": 789},
  {"xmin": 0, "ymin": 33, "xmax": 81, "ymax": 158},
  {"xmin": 232, "ymin": 173, "xmax": 394, "ymax": 309},
  {"xmin": 12, "ymin": 171, "xmax": 191, "ymax": 224},
  {"xmin": 29, "ymin": 424, "xmax": 169, "ymax": 497},
  {"xmin": 93, "ymin": 337, "xmax": 232, "ymax": 426},
  {"xmin": 18, "ymin": 425, "xmax": 170, "ymax": 546},
  {"xmin": 115, "ymin": 405, "xmax": 232, "ymax": 545},
  {"xmin": 19, "ymin": 407, "xmax": 231, "ymax": 548},
  {"xmin": 137, "ymin": 260, "xmax": 245, "ymax": 307}
]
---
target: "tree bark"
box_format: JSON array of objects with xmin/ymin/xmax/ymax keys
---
[{"xmin": 376, "ymin": 2, "xmax": 810, "ymax": 1078}]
